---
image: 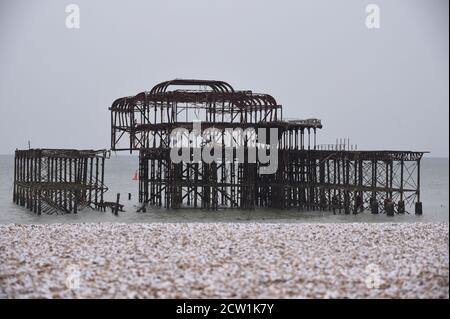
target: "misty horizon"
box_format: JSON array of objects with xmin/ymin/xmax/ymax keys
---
[{"xmin": 0, "ymin": 0, "xmax": 448, "ymax": 157}]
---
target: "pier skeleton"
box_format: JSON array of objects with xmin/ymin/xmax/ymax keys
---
[
  {"xmin": 110, "ymin": 79, "xmax": 425, "ymax": 214},
  {"xmin": 13, "ymin": 149, "xmax": 108, "ymax": 214}
]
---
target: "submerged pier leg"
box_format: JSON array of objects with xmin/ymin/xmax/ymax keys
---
[
  {"xmin": 415, "ymin": 158, "xmax": 423, "ymax": 215},
  {"xmin": 398, "ymin": 200, "xmax": 405, "ymax": 214},
  {"xmin": 386, "ymin": 200, "xmax": 395, "ymax": 216}
]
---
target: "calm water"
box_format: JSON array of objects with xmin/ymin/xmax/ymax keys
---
[{"xmin": 0, "ymin": 155, "xmax": 448, "ymax": 224}]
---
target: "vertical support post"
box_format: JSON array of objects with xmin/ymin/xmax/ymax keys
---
[
  {"xmin": 38, "ymin": 151, "xmax": 42, "ymax": 215},
  {"xmin": 415, "ymin": 158, "xmax": 422, "ymax": 215},
  {"xmin": 115, "ymin": 193, "xmax": 120, "ymax": 215}
]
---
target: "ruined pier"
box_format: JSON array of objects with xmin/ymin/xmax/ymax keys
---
[
  {"xmin": 110, "ymin": 79, "xmax": 425, "ymax": 214},
  {"xmin": 13, "ymin": 149, "xmax": 108, "ymax": 214}
]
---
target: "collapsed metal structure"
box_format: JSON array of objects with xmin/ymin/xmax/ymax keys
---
[
  {"xmin": 14, "ymin": 149, "xmax": 108, "ymax": 214},
  {"xmin": 110, "ymin": 79, "xmax": 425, "ymax": 214}
]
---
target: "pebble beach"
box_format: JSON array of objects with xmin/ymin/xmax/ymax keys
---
[{"xmin": 0, "ymin": 222, "xmax": 448, "ymax": 299}]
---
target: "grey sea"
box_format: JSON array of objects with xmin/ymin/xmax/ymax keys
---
[{"xmin": 0, "ymin": 155, "xmax": 448, "ymax": 224}]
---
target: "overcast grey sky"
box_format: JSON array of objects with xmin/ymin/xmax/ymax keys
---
[{"xmin": 0, "ymin": 0, "xmax": 448, "ymax": 156}]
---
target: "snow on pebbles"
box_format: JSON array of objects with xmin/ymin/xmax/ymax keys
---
[{"xmin": 0, "ymin": 222, "xmax": 448, "ymax": 299}]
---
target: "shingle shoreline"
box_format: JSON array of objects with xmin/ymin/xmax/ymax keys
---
[{"xmin": 0, "ymin": 222, "xmax": 448, "ymax": 298}]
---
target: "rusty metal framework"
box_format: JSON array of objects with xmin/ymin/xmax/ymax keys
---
[
  {"xmin": 274, "ymin": 150, "xmax": 423, "ymax": 214},
  {"xmin": 110, "ymin": 79, "xmax": 425, "ymax": 215},
  {"xmin": 13, "ymin": 149, "xmax": 109, "ymax": 214}
]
